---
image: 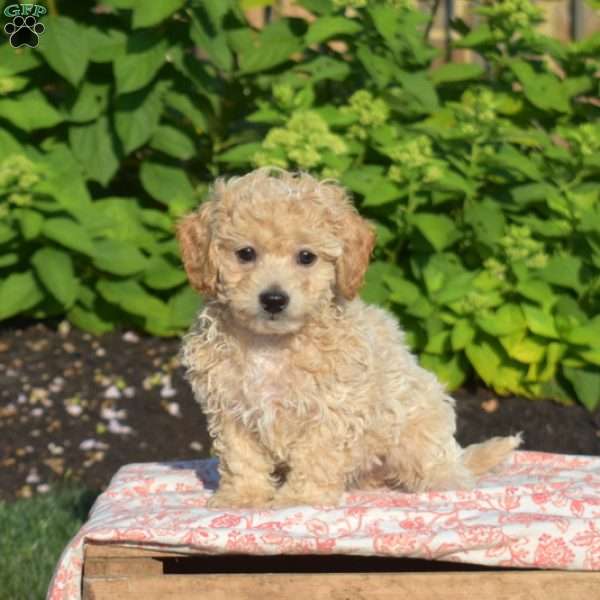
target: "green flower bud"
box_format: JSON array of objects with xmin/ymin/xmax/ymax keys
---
[{"xmin": 8, "ymin": 192, "xmax": 32, "ymax": 206}]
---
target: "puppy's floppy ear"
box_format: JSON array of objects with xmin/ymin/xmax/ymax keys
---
[
  {"xmin": 335, "ymin": 208, "xmax": 376, "ymax": 300},
  {"xmin": 176, "ymin": 201, "xmax": 217, "ymax": 297}
]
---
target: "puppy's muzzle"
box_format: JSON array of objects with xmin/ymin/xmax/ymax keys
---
[{"xmin": 259, "ymin": 287, "xmax": 289, "ymax": 315}]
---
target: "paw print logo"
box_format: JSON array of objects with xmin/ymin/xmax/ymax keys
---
[{"xmin": 4, "ymin": 15, "xmax": 45, "ymax": 48}]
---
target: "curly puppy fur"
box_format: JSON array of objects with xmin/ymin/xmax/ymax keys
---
[{"xmin": 177, "ymin": 168, "xmax": 521, "ymax": 508}]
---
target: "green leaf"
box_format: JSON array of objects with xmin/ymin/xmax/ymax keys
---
[
  {"xmin": 554, "ymin": 296, "xmax": 587, "ymax": 336},
  {"xmin": 241, "ymin": 0, "xmax": 277, "ymax": 7},
  {"xmin": 238, "ymin": 20, "xmax": 303, "ymax": 74},
  {"xmin": 132, "ymin": 0, "xmax": 186, "ymax": 27},
  {"xmin": 200, "ymin": 0, "xmax": 234, "ymax": 27},
  {"xmin": 521, "ymin": 303, "xmax": 560, "ymax": 339},
  {"xmin": 0, "ymin": 271, "xmax": 44, "ymax": 320},
  {"xmin": 165, "ymin": 91, "xmax": 209, "ymax": 132},
  {"xmin": 411, "ymin": 213, "xmax": 459, "ymax": 251},
  {"xmin": 36, "ymin": 144, "xmax": 93, "ymax": 214},
  {"xmin": 456, "ymin": 24, "xmax": 494, "ymax": 48},
  {"xmin": 305, "ymin": 16, "xmax": 361, "ymax": 45},
  {"xmin": 432, "ymin": 170, "xmax": 473, "ymax": 196},
  {"xmin": 538, "ymin": 255, "xmax": 583, "ymax": 292},
  {"xmin": 218, "ymin": 142, "xmax": 263, "ymax": 164},
  {"xmin": 0, "ymin": 253, "xmax": 17, "ymax": 267},
  {"xmin": 361, "ymin": 261, "xmax": 391, "ymax": 304},
  {"xmin": 515, "ymin": 279, "xmax": 555, "ymax": 310},
  {"xmin": 168, "ymin": 285, "xmax": 202, "ymax": 329},
  {"xmin": 295, "ymin": 55, "xmax": 350, "ymax": 83},
  {"xmin": 115, "ymin": 83, "xmax": 166, "ymax": 154},
  {"xmin": 190, "ymin": 9, "xmax": 233, "ymax": 72},
  {"xmin": 92, "ymin": 239, "xmax": 148, "ymax": 276},
  {"xmin": 435, "ymin": 271, "xmax": 477, "ymax": 305},
  {"xmin": 510, "ymin": 60, "xmax": 570, "ymax": 113},
  {"xmin": 96, "ymin": 278, "xmax": 171, "ymax": 332},
  {"xmin": 69, "ymin": 115, "xmax": 120, "ymax": 186},
  {"xmin": 143, "ymin": 255, "xmax": 187, "ymax": 289},
  {"xmin": 539, "ymin": 342, "xmax": 566, "ymax": 382},
  {"xmin": 424, "ymin": 329, "xmax": 450, "ymax": 354},
  {"xmin": 511, "ymin": 182, "xmax": 556, "ymax": 206},
  {"xmin": 140, "ymin": 161, "xmax": 195, "ymax": 209},
  {"xmin": 297, "ymin": 0, "xmax": 334, "ymax": 14},
  {"xmin": 140, "ymin": 209, "xmax": 174, "ymax": 232},
  {"xmin": 150, "ymin": 125, "xmax": 196, "ymax": 160},
  {"xmin": 68, "ymin": 82, "xmax": 110, "ymax": 123},
  {"xmin": 487, "ymin": 146, "xmax": 542, "ymax": 181},
  {"xmin": 564, "ymin": 316, "xmax": 600, "ymax": 346},
  {"xmin": 356, "ymin": 45, "xmax": 393, "ymax": 88},
  {"xmin": 0, "ymin": 129, "xmax": 22, "ymax": 156},
  {"xmin": 451, "ymin": 319, "xmax": 475, "ymax": 351},
  {"xmin": 0, "ymin": 222, "xmax": 16, "ymax": 244},
  {"xmin": 42, "ymin": 218, "xmax": 95, "ymax": 256},
  {"xmin": 342, "ymin": 166, "xmax": 388, "ymax": 196},
  {"xmin": 31, "ymin": 247, "xmax": 78, "ymax": 308},
  {"xmin": 499, "ymin": 331, "xmax": 545, "ymax": 364},
  {"xmin": 386, "ymin": 277, "xmax": 420, "ymax": 305},
  {"xmin": 464, "ymin": 198, "xmax": 505, "ymax": 246},
  {"xmin": 0, "ymin": 89, "xmax": 63, "ymax": 131},
  {"xmin": 397, "ymin": 72, "xmax": 439, "ymax": 114},
  {"xmin": 476, "ymin": 304, "xmax": 526, "ymax": 336},
  {"xmin": 114, "ymin": 33, "xmax": 168, "ymax": 95},
  {"xmin": 84, "ymin": 197, "xmax": 157, "ymax": 249},
  {"xmin": 0, "ymin": 69, "xmax": 27, "ymax": 94},
  {"xmin": 37, "ymin": 16, "xmax": 89, "ymax": 86},
  {"xmin": 563, "ymin": 366, "xmax": 600, "ymax": 411},
  {"xmin": 430, "ymin": 63, "xmax": 484, "ymax": 85},
  {"xmin": 420, "ymin": 353, "xmax": 467, "ymax": 390},
  {"xmin": 363, "ymin": 180, "xmax": 403, "ymax": 207},
  {"xmin": 67, "ymin": 304, "xmax": 115, "ymax": 334},
  {"xmin": 368, "ymin": 4, "xmax": 399, "ymax": 47},
  {"xmin": 15, "ymin": 208, "xmax": 44, "ymax": 240},
  {"xmin": 465, "ymin": 339, "xmax": 502, "ymax": 386},
  {"xmin": 86, "ymin": 27, "xmax": 127, "ymax": 62},
  {"xmin": 0, "ymin": 43, "xmax": 41, "ymax": 73}
]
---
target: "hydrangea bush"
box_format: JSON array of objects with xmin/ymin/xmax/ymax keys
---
[{"xmin": 0, "ymin": 0, "xmax": 598, "ymax": 408}]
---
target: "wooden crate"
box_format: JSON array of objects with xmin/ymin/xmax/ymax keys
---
[{"xmin": 83, "ymin": 543, "xmax": 599, "ymax": 599}]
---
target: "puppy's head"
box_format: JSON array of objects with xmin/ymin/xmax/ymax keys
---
[{"xmin": 177, "ymin": 168, "xmax": 375, "ymax": 335}]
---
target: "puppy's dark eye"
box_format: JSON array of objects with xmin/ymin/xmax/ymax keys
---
[
  {"xmin": 236, "ymin": 246, "xmax": 256, "ymax": 263},
  {"xmin": 297, "ymin": 250, "xmax": 317, "ymax": 266}
]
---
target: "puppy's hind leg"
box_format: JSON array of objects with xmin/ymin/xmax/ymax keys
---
[{"xmin": 383, "ymin": 400, "xmax": 478, "ymax": 492}]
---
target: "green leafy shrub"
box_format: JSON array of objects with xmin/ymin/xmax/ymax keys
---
[
  {"xmin": 0, "ymin": 0, "xmax": 598, "ymax": 408},
  {"xmin": 0, "ymin": 149, "xmax": 201, "ymax": 335}
]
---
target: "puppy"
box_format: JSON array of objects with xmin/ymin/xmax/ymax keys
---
[{"xmin": 177, "ymin": 168, "xmax": 520, "ymax": 508}]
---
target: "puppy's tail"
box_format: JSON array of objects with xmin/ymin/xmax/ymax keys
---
[{"xmin": 462, "ymin": 433, "xmax": 522, "ymax": 476}]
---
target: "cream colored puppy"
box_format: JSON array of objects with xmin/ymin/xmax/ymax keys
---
[{"xmin": 177, "ymin": 168, "xmax": 520, "ymax": 508}]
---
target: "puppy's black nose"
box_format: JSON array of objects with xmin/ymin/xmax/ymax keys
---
[{"xmin": 259, "ymin": 288, "xmax": 289, "ymax": 314}]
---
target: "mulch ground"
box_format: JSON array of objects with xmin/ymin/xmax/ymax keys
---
[{"xmin": 1, "ymin": 320, "xmax": 599, "ymax": 502}]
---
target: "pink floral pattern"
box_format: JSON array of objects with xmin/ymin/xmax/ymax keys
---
[{"xmin": 47, "ymin": 451, "xmax": 600, "ymax": 599}]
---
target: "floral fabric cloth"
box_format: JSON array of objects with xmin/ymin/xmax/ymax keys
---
[{"xmin": 47, "ymin": 451, "xmax": 600, "ymax": 599}]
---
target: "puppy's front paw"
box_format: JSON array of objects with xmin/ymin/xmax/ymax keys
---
[{"xmin": 207, "ymin": 487, "xmax": 273, "ymax": 509}]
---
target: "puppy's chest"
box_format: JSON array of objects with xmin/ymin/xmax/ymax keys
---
[{"xmin": 240, "ymin": 347, "xmax": 309, "ymax": 409}]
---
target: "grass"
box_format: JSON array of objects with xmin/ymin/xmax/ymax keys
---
[{"xmin": 0, "ymin": 486, "xmax": 98, "ymax": 600}]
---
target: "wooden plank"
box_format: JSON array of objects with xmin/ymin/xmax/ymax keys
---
[
  {"xmin": 85, "ymin": 544, "xmax": 191, "ymax": 559},
  {"xmin": 83, "ymin": 571, "xmax": 600, "ymax": 600},
  {"xmin": 84, "ymin": 557, "xmax": 164, "ymax": 577}
]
